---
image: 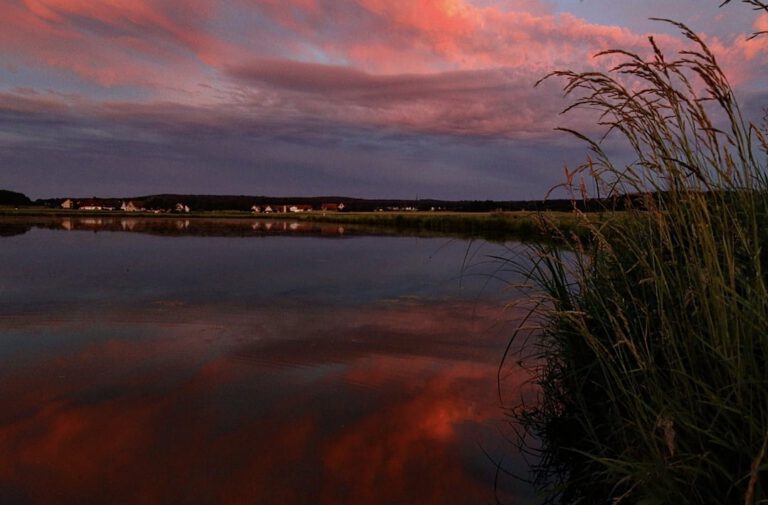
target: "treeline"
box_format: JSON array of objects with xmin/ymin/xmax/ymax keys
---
[{"xmin": 0, "ymin": 190, "xmax": 32, "ymax": 207}]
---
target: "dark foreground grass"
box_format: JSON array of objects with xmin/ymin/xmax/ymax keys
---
[{"xmin": 507, "ymin": 7, "xmax": 768, "ymax": 505}]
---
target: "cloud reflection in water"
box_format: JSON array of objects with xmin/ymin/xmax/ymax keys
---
[{"xmin": 0, "ymin": 225, "xmax": 536, "ymax": 504}]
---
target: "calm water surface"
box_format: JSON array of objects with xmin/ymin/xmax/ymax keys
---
[{"xmin": 0, "ymin": 217, "xmax": 536, "ymax": 504}]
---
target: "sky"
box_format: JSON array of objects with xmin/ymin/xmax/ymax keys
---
[{"xmin": 0, "ymin": 0, "xmax": 766, "ymax": 199}]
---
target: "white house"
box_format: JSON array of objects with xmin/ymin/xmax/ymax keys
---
[
  {"xmin": 61, "ymin": 199, "xmax": 74, "ymax": 209},
  {"xmin": 122, "ymin": 201, "xmax": 142, "ymax": 212},
  {"xmin": 121, "ymin": 201, "xmax": 143, "ymax": 212},
  {"xmin": 79, "ymin": 201, "xmax": 103, "ymax": 211}
]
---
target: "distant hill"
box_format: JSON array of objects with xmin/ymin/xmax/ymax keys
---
[
  {"xmin": 34, "ymin": 193, "xmax": 616, "ymax": 212},
  {"xmin": 0, "ymin": 190, "xmax": 33, "ymax": 207}
]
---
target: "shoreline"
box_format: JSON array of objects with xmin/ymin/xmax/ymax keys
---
[{"xmin": 0, "ymin": 207, "xmax": 595, "ymax": 241}]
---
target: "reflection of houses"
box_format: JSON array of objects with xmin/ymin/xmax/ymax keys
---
[
  {"xmin": 120, "ymin": 219, "xmax": 137, "ymax": 231},
  {"xmin": 321, "ymin": 203, "xmax": 345, "ymax": 212},
  {"xmin": 61, "ymin": 199, "xmax": 74, "ymax": 209},
  {"xmin": 249, "ymin": 220, "xmax": 347, "ymax": 236},
  {"xmin": 174, "ymin": 203, "xmax": 190, "ymax": 213},
  {"xmin": 81, "ymin": 218, "xmax": 104, "ymax": 228}
]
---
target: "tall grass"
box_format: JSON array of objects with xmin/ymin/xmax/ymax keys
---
[{"xmin": 509, "ymin": 5, "xmax": 768, "ymax": 504}]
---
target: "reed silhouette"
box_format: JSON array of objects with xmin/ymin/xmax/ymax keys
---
[{"xmin": 508, "ymin": 2, "xmax": 768, "ymax": 503}]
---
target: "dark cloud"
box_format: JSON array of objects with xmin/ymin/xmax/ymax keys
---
[
  {"xmin": 0, "ymin": 92, "xmax": 578, "ymax": 199},
  {"xmin": 226, "ymin": 59, "xmax": 575, "ymax": 139}
]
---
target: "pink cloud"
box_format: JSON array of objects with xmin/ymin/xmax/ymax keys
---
[
  {"xmin": 0, "ymin": 0, "xmax": 669, "ymax": 87},
  {"xmin": 0, "ymin": 0, "xmax": 246, "ymax": 92},
  {"xmin": 237, "ymin": 0, "xmax": 675, "ymax": 74},
  {"xmin": 0, "ymin": 0, "xmax": 765, "ymax": 141}
]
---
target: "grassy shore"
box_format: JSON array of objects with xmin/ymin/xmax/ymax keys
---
[
  {"xmin": 509, "ymin": 16, "xmax": 768, "ymax": 505},
  {"xmin": 0, "ymin": 207, "xmax": 593, "ymax": 241}
]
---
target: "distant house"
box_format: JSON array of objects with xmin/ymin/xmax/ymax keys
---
[
  {"xmin": 289, "ymin": 204, "xmax": 313, "ymax": 213},
  {"xmin": 78, "ymin": 199, "xmax": 107, "ymax": 211},
  {"xmin": 77, "ymin": 198, "xmax": 117, "ymax": 211},
  {"xmin": 321, "ymin": 203, "xmax": 345, "ymax": 212},
  {"xmin": 174, "ymin": 203, "xmax": 190, "ymax": 213},
  {"xmin": 120, "ymin": 201, "xmax": 143, "ymax": 212},
  {"xmin": 61, "ymin": 199, "xmax": 74, "ymax": 209},
  {"xmin": 251, "ymin": 205, "xmax": 262, "ymax": 213},
  {"xmin": 263, "ymin": 205, "xmax": 274, "ymax": 213}
]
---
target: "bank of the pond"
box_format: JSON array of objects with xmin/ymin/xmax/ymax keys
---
[
  {"xmin": 272, "ymin": 211, "xmax": 591, "ymax": 239},
  {"xmin": 0, "ymin": 207, "xmax": 597, "ymax": 241}
]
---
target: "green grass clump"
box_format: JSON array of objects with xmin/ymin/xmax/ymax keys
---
[{"xmin": 509, "ymin": 9, "xmax": 768, "ymax": 505}]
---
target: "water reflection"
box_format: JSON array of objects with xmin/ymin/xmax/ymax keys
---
[
  {"xmin": 0, "ymin": 220, "xmax": 535, "ymax": 504},
  {"xmin": 0, "ymin": 216, "xmax": 354, "ymax": 238}
]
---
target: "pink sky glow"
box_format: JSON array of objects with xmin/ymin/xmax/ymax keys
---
[{"xmin": 0, "ymin": 0, "xmax": 766, "ymax": 198}]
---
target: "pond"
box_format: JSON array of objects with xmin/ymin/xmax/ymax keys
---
[{"xmin": 0, "ymin": 216, "xmax": 537, "ymax": 504}]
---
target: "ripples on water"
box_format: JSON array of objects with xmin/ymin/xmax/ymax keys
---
[{"xmin": 0, "ymin": 217, "xmax": 537, "ymax": 504}]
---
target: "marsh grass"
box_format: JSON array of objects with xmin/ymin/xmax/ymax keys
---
[
  {"xmin": 508, "ymin": 7, "xmax": 768, "ymax": 504},
  {"xmin": 293, "ymin": 211, "xmax": 580, "ymax": 240}
]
